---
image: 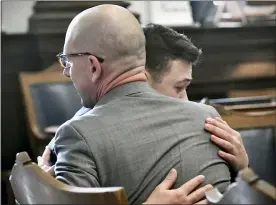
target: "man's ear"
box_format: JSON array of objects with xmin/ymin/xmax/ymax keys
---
[
  {"xmin": 144, "ymin": 70, "xmax": 153, "ymax": 85},
  {"xmin": 88, "ymin": 56, "xmax": 102, "ymax": 83},
  {"xmin": 145, "ymin": 70, "xmax": 150, "ymax": 81}
]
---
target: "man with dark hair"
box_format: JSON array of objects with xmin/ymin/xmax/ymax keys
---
[{"xmin": 144, "ymin": 23, "xmax": 200, "ymax": 100}]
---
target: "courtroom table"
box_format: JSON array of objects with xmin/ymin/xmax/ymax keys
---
[{"xmin": 208, "ymin": 96, "xmax": 276, "ymax": 129}]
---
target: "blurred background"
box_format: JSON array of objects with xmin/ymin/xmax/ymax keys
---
[{"xmin": 1, "ymin": 1, "xmax": 276, "ymax": 204}]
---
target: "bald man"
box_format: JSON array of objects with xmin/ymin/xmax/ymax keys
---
[{"xmin": 52, "ymin": 5, "xmax": 231, "ymax": 204}]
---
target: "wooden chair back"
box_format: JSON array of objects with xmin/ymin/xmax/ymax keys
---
[
  {"xmin": 19, "ymin": 63, "xmax": 81, "ymax": 156},
  {"xmin": 10, "ymin": 152, "xmax": 128, "ymax": 204}
]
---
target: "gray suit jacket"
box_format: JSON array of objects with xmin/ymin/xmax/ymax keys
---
[
  {"xmin": 48, "ymin": 106, "xmax": 91, "ymax": 163},
  {"xmin": 54, "ymin": 82, "xmax": 231, "ymax": 204}
]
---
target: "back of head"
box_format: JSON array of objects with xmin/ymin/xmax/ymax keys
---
[
  {"xmin": 143, "ymin": 23, "xmax": 201, "ymax": 82},
  {"xmin": 65, "ymin": 4, "xmax": 146, "ymax": 67},
  {"xmin": 62, "ymin": 5, "xmax": 146, "ymax": 107}
]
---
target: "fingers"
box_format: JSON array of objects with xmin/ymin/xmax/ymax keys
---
[
  {"xmin": 205, "ymin": 123, "xmax": 233, "ymax": 144},
  {"xmin": 195, "ymin": 199, "xmax": 209, "ymax": 204},
  {"xmin": 41, "ymin": 146, "xmax": 51, "ymax": 166},
  {"xmin": 210, "ymin": 135, "xmax": 236, "ymax": 154},
  {"xmin": 38, "ymin": 146, "xmax": 52, "ymax": 169},
  {"xmin": 37, "ymin": 156, "xmax": 55, "ymax": 176},
  {"xmin": 158, "ymin": 168, "xmax": 177, "ymax": 190},
  {"xmin": 211, "ymin": 135, "xmax": 238, "ymax": 165},
  {"xmin": 188, "ymin": 184, "xmax": 213, "ymax": 204},
  {"xmin": 37, "ymin": 156, "xmax": 48, "ymax": 167},
  {"xmin": 46, "ymin": 165, "xmax": 56, "ymax": 177},
  {"xmin": 212, "ymin": 118, "xmax": 242, "ymax": 141},
  {"xmin": 37, "ymin": 156, "xmax": 43, "ymax": 166},
  {"xmin": 214, "ymin": 117, "xmax": 228, "ymax": 125},
  {"xmin": 41, "ymin": 164, "xmax": 50, "ymax": 171},
  {"xmin": 178, "ymin": 175, "xmax": 205, "ymax": 195},
  {"xmin": 206, "ymin": 118, "xmax": 233, "ymax": 137},
  {"xmin": 218, "ymin": 151, "xmax": 236, "ymax": 165}
]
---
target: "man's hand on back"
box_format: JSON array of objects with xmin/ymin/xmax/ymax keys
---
[
  {"xmin": 37, "ymin": 146, "xmax": 55, "ymax": 176},
  {"xmin": 38, "ymin": 149, "xmax": 211, "ymax": 204},
  {"xmin": 144, "ymin": 169, "xmax": 212, "ymax": 204},
  {"xmin": 205, "ymin": 117, "xmax": 249, "ymax": 170}
]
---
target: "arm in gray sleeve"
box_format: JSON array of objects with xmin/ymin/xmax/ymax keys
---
[
  {"xmin": 54, "ymin": 123, "xmax": 100, "ymax": 187},
  {"xmin": 181, "ymin": 104, "xmax": 231, "ymax": 193}
]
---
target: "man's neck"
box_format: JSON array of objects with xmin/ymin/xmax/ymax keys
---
[{"xmin": 96, "ymin": 66, "xmax": 147, "ymax": 101}]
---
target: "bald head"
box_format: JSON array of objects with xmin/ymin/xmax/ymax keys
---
[
  {"xmin": 64, "ymin": 4, "xmax": 145, "ymax": 64},
  {"xmin": 62, "ymin": 5, "xmax": 146, "ymax": 107}
]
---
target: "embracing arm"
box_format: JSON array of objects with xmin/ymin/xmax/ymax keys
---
[
  {"xmin": 191, "ymin": 105, "xmax": 232, "ymax": 192},
  {"xmin": 54, "ymin": 123, "xmax": 100, "ymax": 187},
  {"xmin": 204, "ymin": 105, "xmax": 249, "ymax": 182}
]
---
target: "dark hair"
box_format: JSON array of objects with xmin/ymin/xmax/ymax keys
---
[{"xmin": 143, "ymin": 23, "xmax": 202, "ymax": 82}]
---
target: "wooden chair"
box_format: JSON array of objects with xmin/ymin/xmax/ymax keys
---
[
  {"xmin": 9, "ymin": 152, "xmax": 128, "ymax": 204},
  {"xmin": 205, "ymin": 168, "xmax": 276, "ymax": 204},
  {"xmin": 19, "ymin": 63, "xmax": 82, "ymax": 157}
]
